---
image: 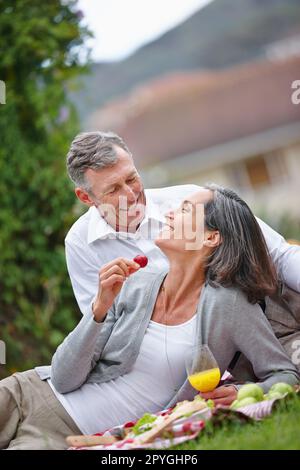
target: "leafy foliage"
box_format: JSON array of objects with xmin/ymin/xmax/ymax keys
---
[{"xmin": 0, "ymin": 0, "xmax": 91, "ymax": 377}]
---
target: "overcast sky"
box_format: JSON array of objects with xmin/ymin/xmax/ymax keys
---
[{"xmin": 77, "ymin": 0, "xmax": 214, "ymax": 62}]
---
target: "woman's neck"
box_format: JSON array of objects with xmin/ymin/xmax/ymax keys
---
[{"xmin": 162, "ymin": 259, "xmax": 206, "ymax": 311}]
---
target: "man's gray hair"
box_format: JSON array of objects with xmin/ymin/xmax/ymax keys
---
[{"xmin": 66, "ymin": 131, "xmax": 131, "ymax": 191}]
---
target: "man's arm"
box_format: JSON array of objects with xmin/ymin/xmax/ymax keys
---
[{"xmin": 257, "ymin": 218, "xmax": 300, "ymax": 293}]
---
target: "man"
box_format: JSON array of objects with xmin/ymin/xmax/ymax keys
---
[{"xmin": 65, "ymin": 131, "xmax": 300, "ymax": 317}]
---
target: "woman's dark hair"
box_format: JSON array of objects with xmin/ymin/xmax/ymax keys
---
[{"xmin": 203, "ymin": 184, "xmax": 277, "ymax": 304}]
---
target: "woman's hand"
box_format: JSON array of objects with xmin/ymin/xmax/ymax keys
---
[
  {"xmin": 92, "ymin": 257, "xmax": 140, "ymax": 322},
  {"xmin": 199, "ymin": 385, "xmax": 237, "ymax": 407}
]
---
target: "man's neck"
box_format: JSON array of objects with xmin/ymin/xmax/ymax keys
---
[{"xmin": 115, "ymin": 220, "xmax": 143, "ymax": 233}]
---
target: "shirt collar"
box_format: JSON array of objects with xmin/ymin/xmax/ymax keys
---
[
  {"xmin": 87, "ymin": 193, "xmax": 166, "ymax": 244},
  {"xmin": 141, "ymin": 193, "xmax": 166, "ymax": 227}
]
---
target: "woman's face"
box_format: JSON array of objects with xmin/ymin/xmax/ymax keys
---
[{"xmin": 156, "ymin": 188, "xmax": 215, "ymax": 253}]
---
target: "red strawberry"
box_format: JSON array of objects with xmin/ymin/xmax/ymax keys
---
[{"xmin": 133, "ymin": 255, "xmax": 148, "ymax": 268}]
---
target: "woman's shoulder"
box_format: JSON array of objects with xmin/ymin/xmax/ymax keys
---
[
  {"xmin": 203, "ymin": 282, "xmax": 251, "ymax": 309},
  {"xmin": 203, "ymin": 282, "xmax": 263, "ymax": 321},
  {"xmin": 117, "ymin": 266, "xmax": 167, "ymax": 305},
  {"xmin": 129, "ymin": 266, "xmax": 167, "ymax": 284}
]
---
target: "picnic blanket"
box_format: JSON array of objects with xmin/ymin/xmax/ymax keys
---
[{"xmin": 68, "ymin": 395, "xmax": 292, "ymax": 451}]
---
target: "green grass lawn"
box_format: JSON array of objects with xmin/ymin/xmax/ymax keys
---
[{"xmin": 171, "ymin": 395, "xmax": 300, "ymax": 450}]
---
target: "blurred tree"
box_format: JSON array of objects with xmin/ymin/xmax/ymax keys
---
[{"xmin": 0, "ymin": 0, "xmax": 91, "ymax": 377}]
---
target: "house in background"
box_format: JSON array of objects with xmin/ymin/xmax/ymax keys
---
[{"xmin": 88, "ymin": 56, "xmax": 300, "ymax": 219}]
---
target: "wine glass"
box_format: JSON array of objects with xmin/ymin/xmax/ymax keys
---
[{"xmin": 185, "ymin": 344, "xmax": 221, "ymax": 393}]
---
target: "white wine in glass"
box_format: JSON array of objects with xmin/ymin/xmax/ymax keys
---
[{"xmin": 185, "ymin": 344, "xmax": 221, "ymax": 393}]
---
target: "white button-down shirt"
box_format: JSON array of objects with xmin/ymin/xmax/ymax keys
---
[{"xmin": 65, "ymin": 185, "xmax": 300, "ymax": 314}]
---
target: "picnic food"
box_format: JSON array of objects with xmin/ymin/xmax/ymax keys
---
[
  {"xmin": 231, "ymin": 397, "xmax": 257, "ymax": 409},
  {"xmin": 269, "ymin": 382, "xmax": 294, "ymax": 395},
  {"xmin": 188, "ymin": 368, "xmax": 221, "ymax": 393},
  {"xmin": 66, "ymin": 395, "xmax": 210, "ymax": 448},
  {"xmin": 265, "ymin": 391, "xmax": 284, "ymax": 401},
  {"xmin": 237, "ymin": 384, "xmax": 264, "ymax": 402},
  {"xmin": 66, "ymin": 434, "xmax": 117, "ymax": 447},
  {"xmin": 264, "ymin": 383, "xmax": 295, "ymax": 401},
  {"xmin": 230, "ymin": 381, "xmax": 295, "ymax": 409},
  {"xmin": 131, "ymin": 413, "xmax": 157, "ymax": 435},
  {"xmin": 130, "ymin": 397, "xmax": 208, "ymax": 445},
  {"xmin": 133, "ymin": 255, "xmax": 148, "ymax": 268}
]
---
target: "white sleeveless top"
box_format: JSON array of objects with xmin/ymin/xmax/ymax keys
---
[{"xmin": 49, "ymin": 315, "xmax": 197, "ymax": 435}]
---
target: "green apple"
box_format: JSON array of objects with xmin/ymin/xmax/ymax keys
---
[
  {"xmin": 266, "ymin": 391, "xmax": 284, "ymax": 401},
  {"xmin": 269, "ymin": 383, "xmax": 294, "ymax": 396},
  {"xmin": 237, "ymin": 384, "xmax": 264, "ymax": 402},
  {"xmin": 235, "ymin": 397, "xmax": 257, "ymax": 408},
  {"xmin": 230, "ymin": 400, "xmax": 239, "ymax": 410}
]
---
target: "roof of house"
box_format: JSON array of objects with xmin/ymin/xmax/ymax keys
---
[{"xmin": 87, "ymin": 56, "xmax": 300, "ymax": 169}]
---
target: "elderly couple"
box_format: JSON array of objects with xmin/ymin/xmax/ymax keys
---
[{"xmin": 1, "ymin": 132, "xmax": 300, "ymax": 450}]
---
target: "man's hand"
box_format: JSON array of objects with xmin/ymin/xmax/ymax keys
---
[
  {"xmin": 199, "ymin": 385, "xmax": 237, "ymax": 407},
  {"xmin": 92, "ymin": 257, "xmax": 140, "ymax": 322}
]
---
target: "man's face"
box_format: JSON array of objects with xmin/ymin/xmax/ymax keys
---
[{"xmin": 76, "ymin": 146, "xmax": 146, "ymax": 232}]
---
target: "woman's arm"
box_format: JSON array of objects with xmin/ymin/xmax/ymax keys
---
[
  {"xmin": 231, "ymin": 289, "xmax": 300, "ymax": 392},
  {"xmin": 50, "ymin": 257, "xmax": 141, "ymax": 394},
  {"xmin": 50, "ymin": 306, "xmax": 116, "ymax": 394},
  {"xmin": 200, "ymin": 287, "xmax": 299, "ymax": 405}
]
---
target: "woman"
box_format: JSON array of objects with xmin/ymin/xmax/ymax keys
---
[{"xmin": 1, "ymin": 185, "xmax": 299, "ymax": 449}]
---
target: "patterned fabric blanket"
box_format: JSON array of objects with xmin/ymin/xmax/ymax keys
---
[{"xmin": 68, "ymin": 396, "xmax": 288, "ymax": 451}]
